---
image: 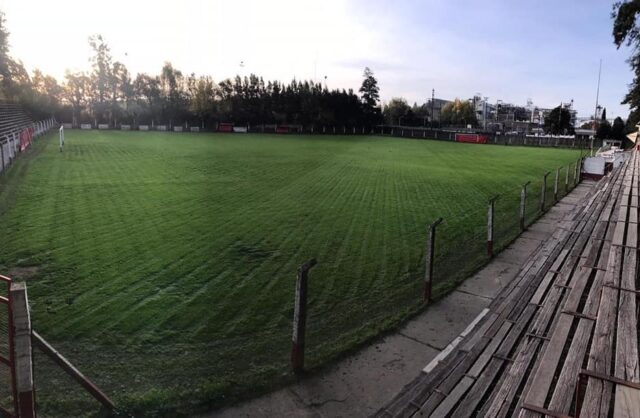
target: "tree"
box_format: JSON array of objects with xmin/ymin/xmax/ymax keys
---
[
  {"xmin": 440, "ymin": 99, "xmax": 477, "ymax": 127},
  {"xmin": 601, "ymin": 107, "xmax": 607, "ymax": 122},
  {"xmin": 0, "ymin": 11, "xmax": 11, "ymax": 99},
  {"xmin": 31, "ymin": 68, "xmax": 63, "ymax": 117},
  {"xmin": 134, "ymin": 73, "xmax": 161, "ymax": 124},
  {"xmin": 596, "ymin": 120, "xmax": 612, "ymax": 139},
  {"xmin": 544, "ymin": 106, "xmax": 573, "ymax": 135},
  {"xmin": 359, "ymin": 67, "xmax": 381, "ymax": 125},
  {"xmin": 88, "ymin": 35, "xmax": 114, "ymax": 123},
  {"xmin": 160, "ymin": 62, "xmax": 187, "ymax": 127},
  {"xmin": 110, "ymin": 61, "xmax": 133, "ymax": 124},
  {"xmin": 188, "ymin": 75, "xmax": 216, "ymax": 128},
  {"xmin": 611, "ymin": 116, "xmax": 626, "ymax": 140},
  {"xmin": 625, "ymin": 110, "xmax": 640, "ymax": 132},
  {"xmin": 63, "ymin": 71, "xmax": 91, "ymax": 127},
  {"xmin": 383, "ymin": 97, "xmax": 411, "ymax": 125},
  {"xmin": 612, "ymin": 2, "xmax": 640, "ymax": 128}
]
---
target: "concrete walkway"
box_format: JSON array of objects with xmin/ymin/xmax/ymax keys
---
[{"xmin": 210, "ymin": 181, "xmax": 595, "ymax": 418}]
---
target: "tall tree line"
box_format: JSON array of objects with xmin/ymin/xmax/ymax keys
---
[{"xmin": 0, "ymin": 14, "xmax": 382, "ymax": 129}]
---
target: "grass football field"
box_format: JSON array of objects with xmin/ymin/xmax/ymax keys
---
[{"xmin": 0, "ymin": 131, "xmax": 581, "ymax": 415}]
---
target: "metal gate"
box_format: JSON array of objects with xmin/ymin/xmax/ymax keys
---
[{"xmin": 0, "ymin": 275, "xmax": 17, "ymax": 417}]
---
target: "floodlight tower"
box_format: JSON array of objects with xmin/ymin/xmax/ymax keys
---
[
  {"xmin": 483, "ymin": 96, "xmax": 489, "ymax": 130},
  {"xmin": 431, "ymin": 89, "xmax": 435, "ymax": 127}
]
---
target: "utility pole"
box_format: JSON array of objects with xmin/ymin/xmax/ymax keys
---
[{"xmin": 593, "ymin": 58, "xmax": 602, "ymax": 136}]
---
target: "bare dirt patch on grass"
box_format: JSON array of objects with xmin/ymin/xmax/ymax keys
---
[{"xmin": 8, "ymin": 265, "xmax": 40, "ymax": 281}]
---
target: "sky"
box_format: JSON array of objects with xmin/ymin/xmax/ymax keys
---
[{"xmin": 0, "ymin": 0, "xmax": 634, "ymax": 118}]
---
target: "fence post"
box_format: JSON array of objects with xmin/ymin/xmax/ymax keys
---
[
  {"xmin": 423, "ymin": 218, "xmax": 443, "ymax": 303},
  {"xmin": 487, "ymin": 196, "xmax": 498, "ymax": 258},
  {"xmin": 11, "ymin": 283, "xmax": 36, "ymax": 418},
  {"xmin": 540, "ymin": 172, "xmax": 549, "ymax": 213},
  {"xmin": 565, "ymin": 165, "xmax": 570, "ymax": 194},
  {"xmin": 554, "ymin": 167, "xmax": 560, "ymax": 202},
  {"xmin": 520, "ymin": 181, "xmax": 530, "ymax": 231},
  {"xmin": 291, "ymin": 258, "xmax": 317, "ymax": 374},
  {"xmin": 575, "ymin": 158, "xmax": 581, "ymax": 186},
  {"xmin": 0, "ymin": 141, "xmax": 4, "ymax": 174}
]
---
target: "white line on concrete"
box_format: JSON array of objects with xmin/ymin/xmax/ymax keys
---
[{"xmin": 422, "ymin": 308, "xmax": 490, "ymax": 374}]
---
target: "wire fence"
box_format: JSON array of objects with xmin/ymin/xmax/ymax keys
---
[
  {"xmin": 426, "ymin": 159, "xmax": 582, "ymax": 302},
  {"xmin": 292, "ymin": 157, "xmax": 586, "ymax": 377}
]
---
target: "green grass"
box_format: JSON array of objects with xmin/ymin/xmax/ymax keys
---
[{"xmin": 0, "ymin": 131, "xmax": 581, "ymax": 416}]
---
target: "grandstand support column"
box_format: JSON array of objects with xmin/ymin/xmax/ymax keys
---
[
  {"xmin": 11, "ymin": 283, "xmax": 36, "ymax": 418},
  {"xmin": 423, "ymin": 218, "xmax": 443, "ymax": 302},
  {"xmin": 291, "ymin": 259, "xmax": 317, "ymax": 374},
  {"xmin": 520, "ymin": 181, "xmax": 530, "ymax": 231},
  {"xmin": 540, "ymin": 172, "xmax": 550, "ymax": 212}
]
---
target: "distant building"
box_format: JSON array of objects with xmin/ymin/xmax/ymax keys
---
[
  {"xmin": 575, "ymin": 128, "xmax": 596, "ymax": 142},
  {"xmin": 425, "ymin": 98, "xmax": 451, "ymax": 123}
]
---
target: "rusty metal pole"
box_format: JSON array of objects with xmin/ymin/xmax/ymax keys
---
[
  {"xmin": 540, "ymin": 172, "xmax": 550, "ymax": 213},
  {"xmin": 554, "ymin": 167, "xmax": 560, "ymax": 202},
  {"xmin": 487, "ymin": 196, "xmax": 499, "ymax": 258},
  {"xmin": 423, "ymin": 218, "xmax": 443, "ymax": 303},
  {"xmin": 1, "ymin": 140, "xmax": 5, "ymax": 174},
  {"xmin": 520, "ymin": 181, "xmax": 530, "ymax": 231},
  {"xmin": 291, "ymin": 258, "xmax": 317, "ymax": 374}
]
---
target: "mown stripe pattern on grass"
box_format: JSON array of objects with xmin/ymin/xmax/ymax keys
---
[{"xmin": 0, "ymin": 131, "xmax": 581, "ymax": 415}]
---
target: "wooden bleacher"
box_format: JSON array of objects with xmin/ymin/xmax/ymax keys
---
[
  {"xmin": 0, "ymin": 102, "xmax": 34, "ymax": 139},
  {"xmin": 376, "ymin": 150, "xmax": 640, "ymax": 417}
]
